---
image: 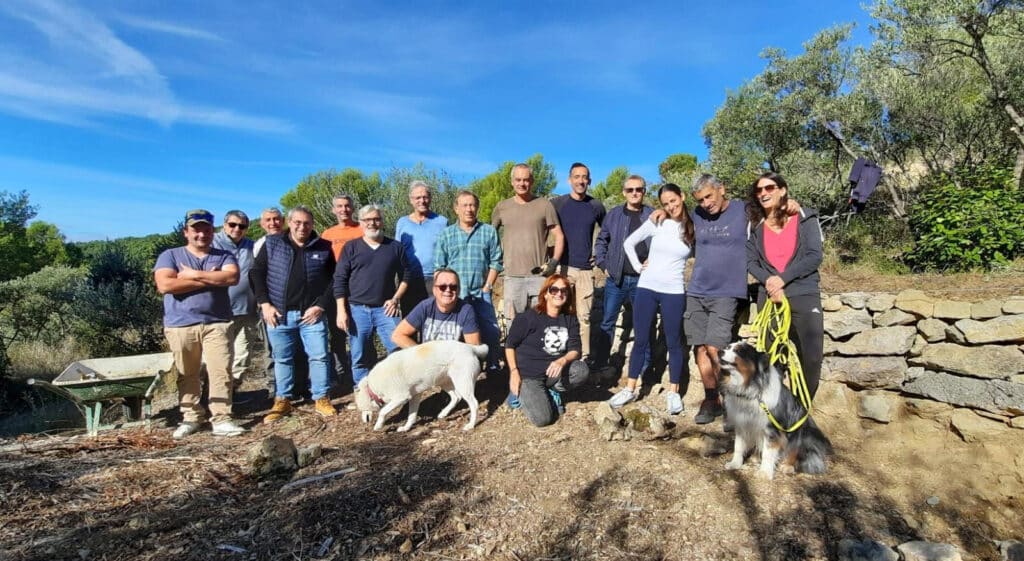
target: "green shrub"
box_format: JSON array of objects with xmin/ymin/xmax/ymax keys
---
[
  {"xmin": 825, "ymin": 205, "xmax": 912, "ymax": 273},
  {"xmin": 906, "ymin": 166, "xmax": 1024, "ymax": 271}
]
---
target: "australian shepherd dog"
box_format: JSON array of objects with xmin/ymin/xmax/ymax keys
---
[{"xmin": 718, "ymin": 341, "xmax": 832, "ymax": 479}]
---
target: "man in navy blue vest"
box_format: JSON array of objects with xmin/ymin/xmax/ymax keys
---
[
  {"xmin": 551, "ymin": 162, "xmax": 606, "ymax": 363},
  {"xmin": 250, "ymin": 205, "xmax": 338, "ymax": 423}
]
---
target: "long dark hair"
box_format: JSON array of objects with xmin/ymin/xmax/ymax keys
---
[
  {"xmin": 746, "ymin": 172, "xmax": 791, "ymax": 226},
  {"xmin": 657, "ymin": 183, "xmax": 695, "ymax": 247}
]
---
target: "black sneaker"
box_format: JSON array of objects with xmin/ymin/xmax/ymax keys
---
[{"xmin": 694, "ymin": 399, "xmax": 724, "ymax": 425}]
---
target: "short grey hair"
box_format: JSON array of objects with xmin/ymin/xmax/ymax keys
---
[
  {"xmin": 623, "ymin": 174, "xmax": 646, "ymax": 189},
  {"xmin": 510, "ymin": 163, "xmax": 533, "ymax": 181},
  {"xmin": 287, "ymin": 205, "xmax": 314, "ymax": 221},
  {"xmin": 333, "ymin": 194, "xmax": 355, "ymax": 206},
  {"xmin": 692, "ymin": 173, "xmax": 725, "ymax": 194},
  {"xmin": 261, "ymin": 207, "xmax": 282, "ymax": 217},
  {"xmin": 409, "ymin": 180, "xmax": 430, "ymax": 193},
  {"xmin": 358, "ymin": 204, "xmax": 382, "ymax": 220},
  {"xmin": 224, "ymin": 209, "xmax": 249, "ymax": 223}
]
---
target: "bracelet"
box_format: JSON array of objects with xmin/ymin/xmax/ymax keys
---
[{"xmin": 510, "ymin": 367, "xmax": 519, "ymax": 372}]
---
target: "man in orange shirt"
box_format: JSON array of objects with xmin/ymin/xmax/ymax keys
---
[{"xmin": 321, "ymin": 194, "xmax": 363, "ymax": 390}]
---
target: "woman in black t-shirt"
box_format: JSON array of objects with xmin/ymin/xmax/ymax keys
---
[{"xmin": 505, "ymin": 274, "xmax": 590, "ymax": 427}]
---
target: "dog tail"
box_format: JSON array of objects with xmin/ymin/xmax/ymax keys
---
[
  {"xmin": 470, "ymin": 344, "xmax": 490, "ymax": 360},
  {"xmin": 797, "ymin": 421, "xmax": 833, "ymax": 474}
]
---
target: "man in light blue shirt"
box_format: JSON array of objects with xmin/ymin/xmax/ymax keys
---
[{"xmin": 395, "ymin": 180, "xmax": 448, "ymax": 315}]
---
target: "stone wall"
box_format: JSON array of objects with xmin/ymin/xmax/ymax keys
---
[{"xmin": 814, "ymin": 290, "xmax": 1024, "ymax": 429}]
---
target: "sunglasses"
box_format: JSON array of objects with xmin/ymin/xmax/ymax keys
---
[
  {"xmin": 624, "ymin": 187, "xmax": 645, "ymax": 194},
  {"xmin": 226, "ymin": 222, "xmax": 249, "ymax": 229},
  {"xmin": 435, "ymin": 284, "xmax": 459, "ymax": 293},
  {"xmin": 548, "ymin": 286, "xmax": 569, "ymax": 296},
  {"xmin": 755, "ymin": 183, "xmax": 779, "ymax": 194}
]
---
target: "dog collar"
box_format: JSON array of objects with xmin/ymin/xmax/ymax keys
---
[{"xmin": 365, "ymin": 384, "xmax": 385, "ymax": 407}]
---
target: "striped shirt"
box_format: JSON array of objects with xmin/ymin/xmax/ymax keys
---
[{"xmin": 434, "ymin": 222, "xmax": 504, "ymax": 298}]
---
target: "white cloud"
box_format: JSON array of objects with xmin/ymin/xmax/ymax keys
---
[{"xmin": 112, "ymin": 13, "xmax": 225, "ymax": 43}]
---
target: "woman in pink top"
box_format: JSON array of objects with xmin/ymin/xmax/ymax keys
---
[{"xmin": 745, "ymin": 172, "xmax": 825, "ymax": 398}]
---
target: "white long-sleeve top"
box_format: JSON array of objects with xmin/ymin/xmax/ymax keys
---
[{"xmin": 623, "ymin": 219, "xmax": 692, "ymax": 294}]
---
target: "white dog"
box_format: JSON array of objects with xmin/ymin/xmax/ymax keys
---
[{"xmin": 354, "ymin": 340, "xmax": 488, "ymax": 432}]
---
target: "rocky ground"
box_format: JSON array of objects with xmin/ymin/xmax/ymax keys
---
[{"xmin": 1, "ymin": 269, "xmax": 1022, "ymax": 561}]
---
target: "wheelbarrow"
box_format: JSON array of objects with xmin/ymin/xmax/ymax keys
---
[{"xmin": 28, "ymin": 352, "xmax": 173, "ymax": 436}]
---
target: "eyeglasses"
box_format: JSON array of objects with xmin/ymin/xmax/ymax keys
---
[
  {"xmin": 435, "ymin": 284, "xmax": 459, "ymax": 293},
  {"xmin": 548, "ymin": 286, "xmax": 569, "ymax": 296},
  {"xmin": 226, "ymin": 222, "xmax": 249, "ymax": 229},
  {"xmin": 360, "ymin": 217, "xmax": 382, "ymax": 223},
  {"xmin": 624, "ymin": 187, "xmax": 645, "ymax": 194},
  {"xmin": 755, "ymin": 183, "xmax": 779, "ymax": 194}
]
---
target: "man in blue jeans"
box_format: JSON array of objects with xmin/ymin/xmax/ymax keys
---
[
  {"xmin": 593, "ymin": 175, "xmax": 654, "ymax": 371},
  {"xmin": 334, "ymin": 205, "xmax": 411, "ymax": 386},
  {"xmin": 250, "ymin": 205, "xmax": 338, "ymax": 423}
]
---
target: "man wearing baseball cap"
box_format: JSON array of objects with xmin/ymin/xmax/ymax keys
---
[{"xmin": 154, "ymin": 209, "xmax": 247, "ymax": 439}]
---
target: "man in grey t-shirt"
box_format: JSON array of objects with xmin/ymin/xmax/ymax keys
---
[
  {"xmin": 212, "ymin": 210, "xmax": 258, "ymax": 386},
  {"xmin": 154, "ymin": 209, "xmax": 246, "ymax": 439}
]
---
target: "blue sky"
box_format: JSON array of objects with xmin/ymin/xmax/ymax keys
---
[{"xmin": 0, "ymin": 0, "xmax": 873, "ymax": 241}]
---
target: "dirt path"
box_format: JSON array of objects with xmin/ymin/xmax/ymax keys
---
[{"xmin": 2, "ymin": 369, "xmax": 1021, "ymax": 561}]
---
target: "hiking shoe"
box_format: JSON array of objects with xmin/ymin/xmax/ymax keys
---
[
  {"xmin": 665, "ymin": 392, "xmax": 684, "ymax": 415},
  {"xmin": 263, "ymin": 397, "xmax": 293, "ymax": 424},
  {"xmin": 211, "ymin": 419, "xmax": 246, "ymax": 437},
  {"xmin": 694, "ymin": 399, "xmax": 724, "ymax": 425},
  {"xmin": 607, "ymin": 388, "xmax": 636, "ymax": 409},
  {"xmin": 314, "ymin": 397, "xmax": 337, "ymax": 418},
  {"xmin": 172, "ymin": 422, "xmax": 202, "ymax": 440},
  {"xmin": 507, "ymin": 393, "xmax": 521, "ymax": 410},
  {"xmin": 548, "ymin": 388, "xmax": 565, "ymax": 414}
]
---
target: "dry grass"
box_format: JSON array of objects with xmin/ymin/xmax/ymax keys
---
[{"xmin": 6, "ymin": 338, "xmax": 88, "ymax": 382}]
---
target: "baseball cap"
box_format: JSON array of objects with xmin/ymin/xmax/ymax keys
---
[{"xmin": 185, "ymin": 209, "xmax": 215, "ymax": 226}]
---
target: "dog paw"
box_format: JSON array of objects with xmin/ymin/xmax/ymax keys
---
[
  {"xmin": 725, "ymin": 460, "xmax": 743, "ymax": 470},
  {"xmin": 373, "ymin": 424, "xmax": 386, "ymax": 432},
  {"xmin": 758, "ymin": 468, "xmax": 776, "ymax": 480},
  {"xmin": 397, "ymin": 425, "xmax": 412, "ymax": 433},
  {"xmin": 779, "ymin": 463, "xmax": 796, "ymax": 476}
]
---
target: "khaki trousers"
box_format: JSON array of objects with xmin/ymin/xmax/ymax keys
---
[
  {"xmin": 165, "ymin": 323, "xmax": 234, "ymax": 424},
  {"xmin": 565, "ymin": 266, "xmax": 595, "ymax": 358},
  {"xmin": 226, "ymin": 314, "xmax": 261, "ymax": 381}
]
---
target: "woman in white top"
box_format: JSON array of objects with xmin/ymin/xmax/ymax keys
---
[{"xmin": 607, "ymin": 183, "xmax": 694, "ymax": 414}]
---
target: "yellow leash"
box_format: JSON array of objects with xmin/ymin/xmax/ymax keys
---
[{"xmin": 751, "ymin": 296, "xmax": 813, "ymax": 432}]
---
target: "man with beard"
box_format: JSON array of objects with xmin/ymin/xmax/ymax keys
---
[
  {"xmin": 334, "ymin": 205, "xmax": 411, "ymax": 386},
  {"xmin": 250, "ymin": 206, "xmax": 338, "ymax": 423},
  {"xmin": 395, "ymin": 180, "xmax": 448, "ymax": 315},
  {"xmin": 391, "ymin": 268, "xmax": 480, "ymax": 348}
]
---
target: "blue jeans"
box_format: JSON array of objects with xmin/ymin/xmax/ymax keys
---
[
  {"xmin": 595, "ymin": 275, "xmax": 650, "ymax": 369},
  {"xmin": 466, "ymin": 293, "xmax": 501, "ymax": 369},
  {"xmin": 349, "ymin": 304, "xmax": 400, "ymax": 385},
  {"xmin": 266, "ymin": 310, "xmax": 331, "ymax": 400},
  {"xmin": 629, "ymin": 288, "xmax": 688, "ymax": 385}
]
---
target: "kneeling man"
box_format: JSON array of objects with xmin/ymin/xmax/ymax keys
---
[{"xmin": 392, "ymin": 268, "xmax": 480, "ymax": 348}]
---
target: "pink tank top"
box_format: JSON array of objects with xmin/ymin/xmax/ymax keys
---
[{"xmin": 764, "ymin": 218, "xmax": 798, "ymax": 273}]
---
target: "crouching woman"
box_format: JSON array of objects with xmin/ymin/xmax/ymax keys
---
[{"xmin": 505, "ymin": 274, "xmax": 589, "ymax": 427}]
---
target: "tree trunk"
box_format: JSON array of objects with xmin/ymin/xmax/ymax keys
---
[
  {"xmin": 1015, "ymin": 145, "xmax": 1024, "ymax": 190},
  {"xmin": 1005, "ymin": 103, "xmax": 1024, "ymax": 189}
]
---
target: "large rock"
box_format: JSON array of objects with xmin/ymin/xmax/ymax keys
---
[
  {"xmin": 841, "ymin": 292, "xmax": 870, "ymax": 309},
  {"xmin": 950, "ymin": 408, "xmax": 1007, "ymax": 442},
  {"xmin": 858, "ymin": 391, "xmax": 896, "ymax": 423},
  {"xmin": 972, "ymin": 299, "xmax": 1004, "ymax": 319},
  {"xmin": 823, "ymin": 295, "xmax": 843, "ymax": 312},
  {"xmin": 904, "ymin": 396, "xmax": 954, "ymax": 421},
  {"xmin": 911, "ymin": 343, "xmax": 1024, "ymax": 379},
  {"xmin": 874, "ymin": 308, "xmax": 917, "ymax": 327},
  {"xmin": 1005, "ymin": 296, "xmax": 1024, "ymax": 315},
  {"xmin": 895, "ymin": 289, "xmax": 934, "ymax": 318},
  {"xmin": 824, "ymin": 307, "xmax": 873, "ymax": 339},
  {"xmin": 835, "ymin": 326, "xmax": 917, "ymax": 356},
  {"xmin": 945, "ymin": 325, "xmax": 967, "ymax": 344},
  {"xmin": 996, "ymin": 540, "xmax": 1024, "ymax": 561},
  {"xmin": 932, "ymin": 300, "xmax": 972, "ymax": 320},
  {"xmin": 838, "ymin": 538, "xmax": 898, "ymax": 561},
  {"xmin": 953, "ymin": 315, "xmax": 1024, "ymax": 344},
  {"xmin": 247, "ymin": 436, "xmax": 298, "ymax": 477},
  {"xmin": 902, "ymin": 371, "xmax": 1024, "ymax": 416},
  {"xmin": 897, "ymin": 541, "xmax": 962, "ymax": 561},
  {"xmin": 917, "ymin": 318, "xmax": 948, "ymax": 343},
  {"xmin": 823, "ymin": 356, "xmax": 907, "ymax": 389},
  {"xmin": 866, "ymin": 293, "xmax": 896, "ymax": 313}
]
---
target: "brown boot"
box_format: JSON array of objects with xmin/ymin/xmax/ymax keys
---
[
  {"xmin": 314, "ymin": 397, "xmax": 337, "ymax": 418},
  {"xmin": 264, "ymin": 397, "xmax": 293, "ymax": 424}
]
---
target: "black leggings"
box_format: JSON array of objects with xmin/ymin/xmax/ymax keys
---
[{"xmin": 760, "ymin": 293, "xmax": 824, "ymax": 399}]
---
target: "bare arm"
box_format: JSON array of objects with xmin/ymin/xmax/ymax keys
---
[
  {"xmin": 176, "ymin": 264, "xmax": 239, "ymax": 287},
  {"xmin": 548, "ymin": 224, "xmax": 565, "ymax": 262},
  {"xmin": 391, "ymin": 319, "xmax": 419, "ymax": 349},
  {"xmin": 154, "ymin": 268, "xmax": 206, "ymax": 295}
]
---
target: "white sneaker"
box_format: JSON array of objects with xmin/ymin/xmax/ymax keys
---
[
  {"xmin": 211, "ymin": 420, "xmax": 246, "ymax": 437},
  {"xmin": 607, "ymin": 388, "xmax": 636, "ymax": 409},
  {"xmin": 665, "ymin": 392, "xmax": 684, "ymax": 415},
  {"xmin": 172, "ymin": 422, "xmax": 202, "ymax": 440}
]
